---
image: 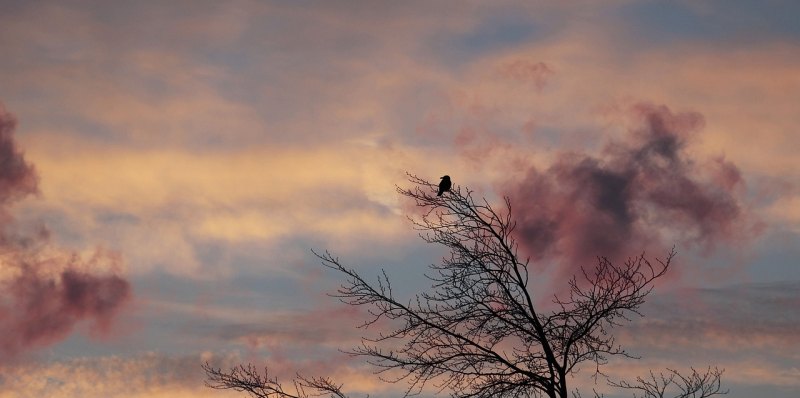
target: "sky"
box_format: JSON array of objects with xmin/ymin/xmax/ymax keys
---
[{"xmin": 0, "ymin": 1, "xmax": 798, "ymax": 397}]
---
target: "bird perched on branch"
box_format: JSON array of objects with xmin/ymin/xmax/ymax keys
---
[{"xmin": 437, "ymin": 175, "xmax": 451, "ymax": 196}]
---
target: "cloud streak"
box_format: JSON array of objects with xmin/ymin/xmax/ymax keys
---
[{"xmin": 618, "ymin": 281, "xmax": 800, "ymax": 354}]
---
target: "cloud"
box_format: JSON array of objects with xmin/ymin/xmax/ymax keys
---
[
  {"xmin": 0, "ymin": 104, "xmax": 131, "ymax": 360},
  {"xmin": 497, "ymin": 59, "xmax": 554, "ymax": 90},
  {"xmin": 506, "ymin": 102, "xmax": 754, "ymax": 279},
  {"xmin": 0, "ymin": 352, "xmax": 233, "ymax": 398},
  {"xmin": 571, "ymin": 280, "xmax": 800, "ymax": 397},
  {"xmin": 0, "ymin": 259, "xmax": 131, "ymax": 358},
  {"xmin": 20, "ymin": 132, "xmax": 456, "ymax": 276},
  {"xmin": 0, "ymin": 350, "xmax": 390, "ymax": 398},
  {"xmin": 0, "ymin": 106, "xmax": 38, "ymax": 205},
  {"xmin": 608, "ymin": 281, "xmax": 800, "ymax": 360},
  {"xmin": 216, "ymin": 305, "xmax": 365, "ymax": 351}
]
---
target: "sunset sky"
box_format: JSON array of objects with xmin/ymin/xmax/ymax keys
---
[{"xmin": 0, "ymin": 1, "xmax": 798, "ymax": 397}]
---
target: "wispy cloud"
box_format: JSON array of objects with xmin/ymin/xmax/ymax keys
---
[{"xmin": 621, "ymin": 281, "xmax": 800, "ymax": 356}]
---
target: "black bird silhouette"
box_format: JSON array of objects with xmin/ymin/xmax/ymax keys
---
[{"xmin": 437, "ymin": 175, "xmax": 452, "ymax": 196}]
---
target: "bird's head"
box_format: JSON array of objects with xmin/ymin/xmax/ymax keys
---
[{"xmin": 441, "ymin": 175, "xmax": 450, "ymax": 180}]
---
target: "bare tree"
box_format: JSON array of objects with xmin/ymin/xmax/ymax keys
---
[{"xmin": 205, "ymin": 174, "xmax": 726, "ymax": 398}]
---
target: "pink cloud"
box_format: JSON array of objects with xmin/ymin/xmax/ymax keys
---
[
  {"xmin": 0, "ymin": 263, "xmax": 131, "ymax": 356},
  {"xmin": 505, "ymin": 102, "xmax": 756, "ymax": 281},
  {"xmin": 0, "ymin": 105, "xmax": 38, "ymax": 204},
  {"xmin": 0, "ymin": 104, "xmax": 132, "ymax": 360}
]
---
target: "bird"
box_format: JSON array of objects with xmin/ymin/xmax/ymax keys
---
[{"xmin": 437, "ymin": 175, "xmax": 452, "ymax": 196}]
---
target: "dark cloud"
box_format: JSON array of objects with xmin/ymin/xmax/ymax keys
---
[
  {"xmin": 507, "ymin": 103, "xmax": 752, "ymax": 279},
  {"xmin": 0, "ymin": 104, "xmax": 132, "ymax": 360},
  {"xmin": 0, "ymin": 105, "xmax": 37, "ymax": 205},
  {"xmin": 0, "ymin": 263, "xmax": 131, "ymax": 356}
]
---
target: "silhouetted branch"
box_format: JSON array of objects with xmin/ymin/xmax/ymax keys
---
[
  {"xmin": 608, "ymin": 367, "xmax": 727, "ymax": 398},
  {"xmin": 202, "ymin": 362, "xmax": 349, "ymax": 398}
]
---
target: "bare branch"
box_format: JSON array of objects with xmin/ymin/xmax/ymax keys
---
[
  {"xmin": 608, "ymin": 367, "xmax": 727, "ymax": 398},
  {"xmin": 202, "ymin": 362, "xmax": 350, "ymax": 398}
]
